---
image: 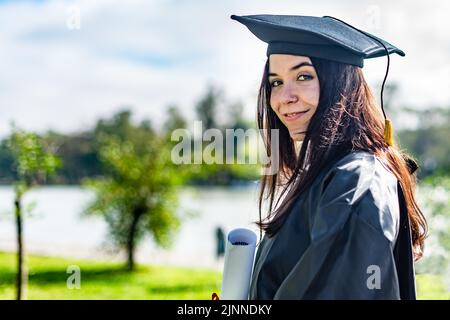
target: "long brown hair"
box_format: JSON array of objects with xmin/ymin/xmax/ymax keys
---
[{"xmin": 257, "ymin": 57, "xmax": 427, "ymax": 260}]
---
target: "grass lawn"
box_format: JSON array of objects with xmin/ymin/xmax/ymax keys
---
[
  {"xmin": 0, "ymin": 251, "xmax": 448, "ymax": 299},
  {"xmin": 0, "ymin": 252, "xmax": 221, "ymax": 299}
]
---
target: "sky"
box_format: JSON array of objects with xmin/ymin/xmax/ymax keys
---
[{"xmin": 1, "ymin": 0, "xmax": 449, "ymax": 138}]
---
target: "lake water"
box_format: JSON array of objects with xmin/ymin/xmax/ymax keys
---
[
  {"xmin": 0, "ymin": 185, "xmax": 261, "ymax": 269},
  {"xmin": 1, "ymin": 184, "xmax": 445, "ymax": 274}
]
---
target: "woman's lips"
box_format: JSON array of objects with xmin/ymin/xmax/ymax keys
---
[{"xmin": 283, "ymin": 109, "xmax": 309, "ymax": 122}]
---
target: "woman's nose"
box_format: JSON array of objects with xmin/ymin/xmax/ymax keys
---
[{"xmin": 280, "ymin": 84, "xmax": 299, "ymax": 105}]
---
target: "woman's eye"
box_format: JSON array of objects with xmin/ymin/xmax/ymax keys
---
[
  {"xmin": 270, "ymin": 74, "xmax": 313, "ymax": 88},
  {"xmin": 298, "ymin": 74, "xmax": 313, "ymax": 81},
  {"xmin": 270, "ymin": 80, "xmax": 282, "ymax": 88},
  {"xmin": 270, "ymin": 74, "xmax": 313, "ymax": 87}
]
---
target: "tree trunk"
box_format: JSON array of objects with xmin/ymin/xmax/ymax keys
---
[
  {"xmin": 126, "ymin": 211, "xmax": 142, "ymax": 272},
  {"xmin": 15, "ymin": 194, "xmax": 27, "ymax": 300}
]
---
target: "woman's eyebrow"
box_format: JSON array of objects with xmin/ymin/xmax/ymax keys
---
[{"xmin": 269, "ymin": 62, "xmax": 313, "ymax": 77}]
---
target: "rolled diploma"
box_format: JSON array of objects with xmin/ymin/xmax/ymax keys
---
[{"xmin": 220, "ymin": 228, "xmax": 257, "ymax": 300}]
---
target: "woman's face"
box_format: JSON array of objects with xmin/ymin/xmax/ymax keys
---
[{"xmin": 268, "ymin": 54, "xmax": 320, "ymax": 141}]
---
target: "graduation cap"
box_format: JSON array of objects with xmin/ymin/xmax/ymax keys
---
[
  {"xmin": 230, "ymin": 14, "xmax": 404, "ymax": 67},
  {"xmin": 231, "ymin": 14, "xmax": 418, "ymax": 174}
]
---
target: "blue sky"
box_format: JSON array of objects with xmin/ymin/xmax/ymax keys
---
[{"xmin": 1, "ymin": 0, "xmax": 449, "ymax": 138}]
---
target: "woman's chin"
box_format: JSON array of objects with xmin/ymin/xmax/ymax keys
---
[{"xmin": 290, "ymin": 132, "xmax": 305, "ymax": 142}]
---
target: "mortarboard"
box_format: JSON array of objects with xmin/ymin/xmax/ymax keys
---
[{"xmin": 230, "ymin": 14, "xmax": 404, "ymax": 68}]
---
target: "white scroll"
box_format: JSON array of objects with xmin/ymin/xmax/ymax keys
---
[{"xmin": 220, "ymin": 228, "xmax": 257, "ymax": 300}]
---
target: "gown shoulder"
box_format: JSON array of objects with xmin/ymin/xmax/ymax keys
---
[{"xmin": 250, "ymin": 150, "xmax": 405, "ymax": 299}]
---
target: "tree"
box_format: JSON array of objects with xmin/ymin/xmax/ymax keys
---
[
  {"xmin": 163, "ymin": 104, "xmax": 187, "ymax": 137},
  {"xmin": 0, "ymin": 139, "xmax": 15, "ymax": 183},
  {"xmin": 195, "ymin": 86, "xmax": 222, "ymax": 130},
  {"xmin": 415, "ymin": 175, "xmax": 450, "ymax": 286},
  {"xmin": 6, "ymin": 126, "xmax": 61, "ymax": 300},
  {"xmin": 84, "ymin": 112, "xmax": 186, "ymax": 271},
  {"xmin": 398, "ymin": 107, "xmax": 450, "ymax": 177}
]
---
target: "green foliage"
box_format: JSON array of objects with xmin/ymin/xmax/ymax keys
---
[
  {"xmin": 162, "ymin": 105, "xmax": 188, "ymax": 138},
  {"xmin": 185, "ymin": 87, "xmax": 261, "ymax": 185},
  {"xmin": 397, "ymin": 107, "xmax": 450, "ymax": 177},
  {"xmin": 195, "ymin": 86, "xmax": 221, "ymax": 130},
  {"xmin": 43, "ymin": 131, "xmax": 101, "ymax": 184},
  {"xmin": 7, "ymin": 127, "xmax": 61, "ymax": 189},
  {"xmin": 424, "ymin": 177, "xmax": 450, "ymax": 225},
  {"xmin": 0, "ymin": 89, "xmax": 262, "ymax": 186},
  {"xmin": 415, "ymin": 175, "xmax": 450, "ymax": 290},
  {"xmin": 422, "ymin": 175, "xmax": 450, "ymax": 219},
  {"xmin": 0, "ymin": 140, "xmax": 15, "ymax": 183},
  {"xmin": 421, "ymin": 175, "xmax": 450, "ymax": 253},
  {"xmin": 83, "ymin": 112, "xmax": 186, "ymax": 266}
]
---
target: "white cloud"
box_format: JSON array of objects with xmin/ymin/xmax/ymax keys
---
[{"xmin": 0, "ymin": 0, "xmax": 448, "ymax": 138}]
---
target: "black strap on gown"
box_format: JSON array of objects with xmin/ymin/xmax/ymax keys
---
[{"xmin": 393, "ymin": 181, "xmax": 416, "ymax": 300}]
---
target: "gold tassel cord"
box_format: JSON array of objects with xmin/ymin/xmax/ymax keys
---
[{"xmin": 384, "ymin": 118, "xmax": 394, "ymax": 146}]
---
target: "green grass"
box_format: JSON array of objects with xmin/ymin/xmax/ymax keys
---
[
  {"xmin": 416, "ymin": 274, "xmax": 450, "ymax": 300},
  {"xmin": 0, "ymin": 252, "xmax": 222, "ymax": 299},
  {"xmin": 0, "ymin": 251, "xmax": 448, "ymax": 299}
]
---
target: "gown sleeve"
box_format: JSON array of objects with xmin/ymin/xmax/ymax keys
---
[{"xmin": 273, "ymin": 155, "xmax": 402, "ymax": 299}]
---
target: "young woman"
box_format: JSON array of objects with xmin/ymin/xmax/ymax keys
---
[{"xmin": 231, "ymin": 14, "xmax": 427, "ymax": 299}]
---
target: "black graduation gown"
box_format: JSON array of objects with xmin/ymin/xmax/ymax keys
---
[{"xmin": 249, "ymin": 150, "xmax": 416, "ymax": 300}]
